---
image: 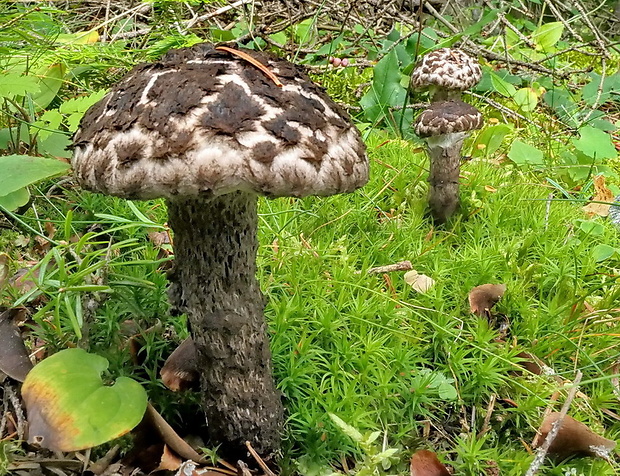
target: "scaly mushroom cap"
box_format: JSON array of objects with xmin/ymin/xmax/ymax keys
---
[
  {"xmin": 72, "ymin": 44, "xmax": 368, "ymax": 200},
  {"xmin": 414, "ymin": 100, "xmax": 483, "ymax": 138},
  {"xmin": 410, "ymin": 48, "xmax": 482, "ymax": 92}
]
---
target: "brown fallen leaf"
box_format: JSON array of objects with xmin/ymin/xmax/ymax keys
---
[
  {"xmin": 0, "ymin": 308, "xmax": 33, "ymax": 381},
  {"xmin": 0, "ymin": 253, "xmax": 9, "ymax": 290},
  {"xmin": 156, "ymin": 444, "xmax": 183, "ymax": 472},
  {"xmin": 536, "ymin": 412, "xmax": 616, "ymax": 460},
  {"xmin": 583, "ymin": 175, "xmax": 614, "ymax": 217},
  {"xmin": 404, "ymin": 270, "xmax": 436, "ymax": 293},
  {"xmin": 161, "ymin": 337, "xmax": 199, "ymax": 392},
  {"xmin": 144, "ymin": 403, "xmax": 206, "ymax": 463},
  {"xmin": 468, "ymin": 284, "xmax": 506, "ymax": 318},
  {"xmin": 410, "ymin": 449, "xmax": 450, "ymax": 476},
  {"xmin": 515, "ymin": 351, "xmax": 544, "ymax": 376}
]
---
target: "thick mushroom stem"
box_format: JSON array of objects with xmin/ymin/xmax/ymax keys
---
[
  {"xmin": 166, "ymin": 191, "xmax": 283, "ymax": 456},
  {"xmin": 425, "ymin": 132, "xmax": 467, "ymax": 223}
]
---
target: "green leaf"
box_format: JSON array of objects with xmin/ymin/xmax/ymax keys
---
[
  {"xmin": 572, "ymin": 126, "xmax": 617, "ymax": 160},
  {"xmin": 577, "ymin": 219, "xmax": 605, "ymax": 236},
  {"xmin": 360, "ymin": 49, "xmax": 406, "ymax": 121},
  {"xmin": 489, "ymin": 71, "xmax": 517, "ymax": 97},
  {"xmin": 0, "ymin": 72, "xmax": 40, "ymax": 97},
  {"xmin": 513, "ymin": 88, "xmax": 539, "ymax": 112},
  {"xmin": 328, "ymin": 413, "xmax": 363, "ymax": 443},
  {"xmin": 38, "ymin": 132, "xmax": 72, "ymax": 158},
  {"xmin": 472, "ymin": 123, "xmax": 513, "ymax": 157},
  {"xmin": 437, "ymin": 381, "xmax": 458, "ymax": 400},
  {"xmin": 531, "ymin": 22, "xmax": 564, "ymax": 50},
  {"xmin": 0, "ymin": 155, "xmax": 71, "ymax": 197},
  {"xmin": 32, "ymin": 63, "xmax": 65, "ymax": 110},
  {"xmin": 22, "ymin": 348, "xmax": 147, "ymax": 452},
  {"xmin": 592, "ymin": 243, "xmax": 616, "ymax": 262},
  {"xmin": 507, "ymin": 140, "xmax": 545, "ymax": 166},
  {"xmin": 0, "ymin": 187, "xmax": 30, "ymax": 211}
]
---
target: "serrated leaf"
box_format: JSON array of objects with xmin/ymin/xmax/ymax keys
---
[
  {"xmin": 507, "ymin": 140, "xmax": 544, "ymax": 166},
  {"xmin": 532, "ymin": 22, "xmax": 564, "ymax": 50},
  {"xmin": 0, "ymin": 187, "xmax": 30, "ymax": 211},
  {"xmin": 572, "ymin": 126, "xmax": 617, "ymax": 160},
  {"xmin": 22, "ymin": 348, "xmax": 147, "ymax": 452},
  {"xmin": 0, "ymin": 155, "xmax": 70, "ymax": 197},
  {"xmin": 0, "ymin": 72, "xmax": 40, "ymax": 97}
]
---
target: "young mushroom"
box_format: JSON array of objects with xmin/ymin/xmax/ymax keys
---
[
  {"xmin": 415, "ymin": 100, "xmax": 483, "ymax": 223},
  {"xmin": 72, "ymin": 43, "xmax": 369, "ymax": 457},
  {"xmin": 410, "ymin": 48, "xmax": 482, "ymax": 101}
]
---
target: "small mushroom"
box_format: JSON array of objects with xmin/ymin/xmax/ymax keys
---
[
  {"xmin": 160, "ymin": 337, "xmax": 198, "ymax": 392},
  {"xmin": 536, "ymin": 413, "xmax": 617, "ymax": 460},
  {"xmin": 72, "ymin": 43, "xmax": 368, "ymax": 456},
  {"xmin": 410, "ymin": 48, "xmax": 482, "ymax": 101},
  {"xmin": 415, "ymin": 100, "xmax": 483, "ymax": 223}
]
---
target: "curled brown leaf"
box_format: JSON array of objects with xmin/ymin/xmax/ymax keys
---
[
  {"xmin": 536, "ymin": 412, "xmax": 616, "ymax": 460},
  {"xmin": 410, "ymin": 449, "xmax": 450, "ymax": 476},
  {"xmin": 468, "ymin": 284, "xmax": 506, "ymax": 318}
]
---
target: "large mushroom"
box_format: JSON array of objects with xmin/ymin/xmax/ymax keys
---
[
  {"xmin": 414, "ymin": 100, "xmax": 482, "ymax": 223},
  {"xmin": 72, "ymin": 44, "xmax": 368, "ymax": 456},
  {"xmin": 410, "ymin": 48, "xmax": 482, "ymax": 101}
]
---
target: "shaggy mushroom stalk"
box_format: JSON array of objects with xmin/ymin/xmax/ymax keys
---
[
  {"xmin": 415, "ymin": 100, "xmax": 483, "ymax": 223},
  {"xmin": 72, "ymin": 43, "xmax": 368, "ymax": 457},
  {"xmin": 167, "ymin": 192, "xmax": 281, "ymax": 453}
]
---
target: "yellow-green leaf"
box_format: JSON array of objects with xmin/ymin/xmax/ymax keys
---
[{"xmin": 22, "ymin": 348, "xmax": 147, "ymax": 452}]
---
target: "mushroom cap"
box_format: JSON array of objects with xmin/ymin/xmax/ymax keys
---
[
  {"xmin": 72, "ymin": 44, "xmax": 368, "ymax": 200},
  {"xmin": 410, "ymin": 48, "xmax": 482, "ymax": 92},
  {"xmin": 414, "ymin": 100, "xmax": 483, "ymax": 138}
]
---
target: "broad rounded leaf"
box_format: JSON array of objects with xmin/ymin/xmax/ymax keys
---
[
  {"xmin": 472, "ymin": 124, "xmax": 513, "ymax": 157},
  {"xmin": 0, "ymin": 155, "xmax": 70, "ymax": 198},
  {"xmin": 513, "ymin": 88, "xmax": 539, "ymax": 112},
  {"xmin": 507, "ymin": 140, "xmax": 544, "ymax": 166},
  {"xmin": 0, "ymin": 187, "xmax": 30, "ymax": 211},
  {"xmin": 572, "ymin": 126, "xmax": 617, "ymax": 161},
  {"xmin": 592, "ymin": 244, "xmax": 616, "ymax": 262},
  {"xmin": 23, "ymin": 348, "xmax": 147, "ymax": 452}
]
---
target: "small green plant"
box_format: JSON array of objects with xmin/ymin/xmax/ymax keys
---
[{"xmin": 328, "ymin": 414, "xmax": 399, "ymax": 476}]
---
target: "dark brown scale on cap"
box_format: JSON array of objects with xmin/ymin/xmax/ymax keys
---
[
  {"xmin": 73, "ymin": 43, "xmax": 368, "ymax": 199},
  {"xmin": 411, "ymin": 48, "xmax": 482, "ymax": 100},
  {"xmin": 415, "ymin": 100, "xmax": 483, "ymax": 137}
]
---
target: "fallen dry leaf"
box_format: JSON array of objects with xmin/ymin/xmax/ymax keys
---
[
  {"xmin": 404, "ymin": 271, "xmax": 435, "ymax": 293},
  {"xmin": 484, "ymin": 185, "xmax": 497, "ymax": 193},
  {"xmin": 0, "ymin": 308, "xmax": 33, "ymax": 381},
  {"xmin": 515, "ymin": 351, "xmax": 543, "ymax": 376},
  {"xmin": 468, "ymin": 284, "xmax": 506, "ymax": 318},
  {"xmin": 161, "ymin": 337, "xmax": 199, "ymax": 392},
  {"xmin": 156, "ymin": 444, "xmax": 183, "ymax": 472},
  {"xmin": 583, "ymin": 175, "xmax": 614, "ymax": 217},
  {"xmin": 144, "ymin": 403, "xmax": 206, "ymax": 463},
  {"xmin": 0, "ymin": 253, "xmax": 9, "ymax": 289},
  {"xmin": 536, "ymin": 412, "xmax": 616, "ymax": 460},
  {"xmin": 410, "ymin": 449, "xmax": 450, "ymax": 476}
]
